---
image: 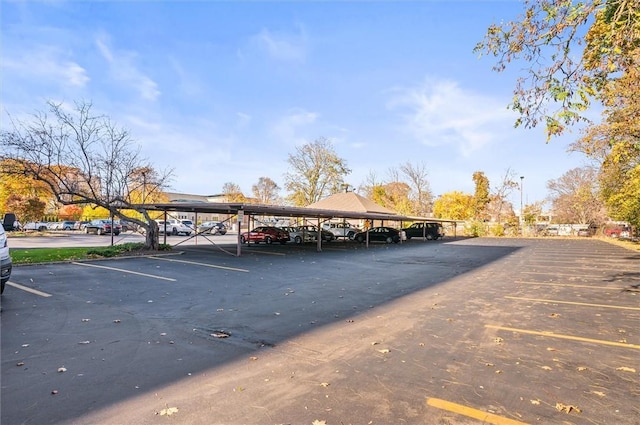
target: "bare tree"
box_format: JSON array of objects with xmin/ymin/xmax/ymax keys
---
[
  {"xmin": 546, "ymin": 166, "xmax": 607, "ymax": 225},
  {"xmin": 487, "ymin": 168, "xmax": 520, "ymax": 222},
  {"xmin": 252, "ymin": 177, "xmax": 280, "ymax": 204},
  {"xmin": 399, "ymin": 161, "xmax": 433, "ymax": 216},
  {"xmin": 284, "ymin": 137, "xmax": 351, "ymax": 206},
  {"xmin": 0, "ymin": 100, "xmax": 172, "ymax": 249},
  {"xmin": 222, "ymin": 182, "xmax": 246, "ymax": 202},
  {"xmin": 358, "ymin": 170, "xmax": 381, "ymax": 199}
]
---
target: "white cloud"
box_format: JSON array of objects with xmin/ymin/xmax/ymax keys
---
[
  {"xmin": 246, "ymin": 24, "xmax": 308, "ymax": 63},
  {"xmin": 270, "ymin": 108, "xmax": 319, "ymax": 145},
  {"xmin": 95, "ymin": 34, "xmax": 161, "ymax": 101},
  {"xmin": 388, "ymin": 78, "xmax": 513, "ymax": 157},
  {"xmin": 2, "ymin": 46, "xmax": 89, "ymax": 87}
]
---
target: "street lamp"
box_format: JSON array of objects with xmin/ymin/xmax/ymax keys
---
[{"xmin": 520, "ymin": 176, "xmax": 524, "ymax": 235}]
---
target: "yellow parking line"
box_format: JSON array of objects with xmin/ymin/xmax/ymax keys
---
[
  {"xmin": 72, "ymin": 262, "xmax": 176, "ymax": 281},
  {"xmin": 505, "ymin": 296, "xmax": 640, "ymax": 311},
  {"xmin": 6, "ymin": 281, "xmax": 52, "ymax": 297},
  {"xmin": 148, "ymin": 256, "xmax": 249, "ymax": 272},
  {"xmin": 516, "ymin": 281, "xmax": 619, "ymax": 290},
  {"xmin": 485, "ymin": 325, "xmax": 640, "ymax": 350},
  {"xmin": 426, "ymin": 397, "xmax": 529, "ymax": 425}
]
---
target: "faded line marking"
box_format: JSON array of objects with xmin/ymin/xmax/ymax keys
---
[
  {"xmin": 505, "ymin": 296, "xmax": 640, "ymax": 311},
  {"xmin": 426, "ymin": 397, "xmax": 529, "ymax": 425},
  {"xmin": 516, "ymin": 281, "xmax": 621, "ymax": 290},
  {"xmin": 485, "ymin": 325, "xmax": 640, "ymax": 350},
  {"xmin": 241, "ymin": 249, "xmax": 286, "ymax": 256},
  {"xmin": 6, "ymin": 282, "xmax": 52, "ymax": 297},
  {"xmin": 148, "ymin": 256, "xmax": 249, "ymax": 272},
  {"xmin": 71, "ymin": 262, "xmax": 176, "ymax": 281}
]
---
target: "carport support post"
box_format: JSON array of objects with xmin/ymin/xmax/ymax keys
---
[
  {"xmin": 236, "ymin": 208, "xmax": 244, "ymax": 257},
  {"xmin": 163, "ymin": 211, "xmax": 167, "ymax": 245},
  {"xmin": 316, "ymin": 216, "xmax": 322, "ymax": 252}
]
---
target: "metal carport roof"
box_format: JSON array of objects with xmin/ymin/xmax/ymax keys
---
[{"xmin": 138, "ymin": 201, "xmax": 459, "ymax": 255}]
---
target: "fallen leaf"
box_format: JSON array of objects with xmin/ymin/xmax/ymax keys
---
[
  {"xmin": 113, "ymin": 319, "xmax": 121, "ymax": 323},
  {"xmin": 530, "ymin": 399, "xmax": 540, "ymax": 405},
  {"xmin": 546, "ymin": 347, "xmax": 556, "ymax": 351},
  {"xmin": 57, "ymin": 367, "xmax": 67, "ymax": 373},
  {"xmin": 377, "ymin": 348, "xmax": 390, "ymax": 354},
  {"xmin": 210, "ymin": 331, "xmax": 230, "ymax": 338},
  {"xmin": 549, "ymin": 313, "xmax": 560, "ymax": 318},
  {"xmin": 540, "ymin": 366, "xmax": 552, "ymax": 371},
  {"xmin": 320, "ymin": 382, "xmax": 330, "ymax": 387},
  {"xmin": 16, "ymin": 362, "xmax": 25, "ymax": 367},
  {"xmin": 81, "ymin": 318, "xmax": 90, "ymax": 322},
  {"xmin": 577, "ymin": 366, "xmax": 588, "ymax": 371},
  {"xmin": 249, "ymin": 356, "xmax": 258, "ymax": 361},
  {"xmin": 51, "ymin": 390, "xmax": 58, "ymax": 395},
  {"xmin": 616, "ymin": 366, "xmax": 636, "ymax": 373},
  {"xmin": 591, "ymin": 391, "xmax": 606, "ymax": 397},
  {"xmin": 556, "ymin": 402, "xmax": 581, "ymax": 414},
  {"xmin": 494, "ymin": 337, "xmax": 503, "ymax": 344},
  {"xmin": 78, "ymin": 341, "xmax": 91, "ymax": 344},
  {"xmin": 159, "ymin": 406, "xmax": 179, "ymax": 416},
  {"xmin": 312, "ymin": 420, "xmax": 327, "ymax": 425}
]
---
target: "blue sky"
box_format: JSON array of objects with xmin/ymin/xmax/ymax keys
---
[{"xmin": 1, "ymin": 1, "xmax": 593, "ymax": 209}]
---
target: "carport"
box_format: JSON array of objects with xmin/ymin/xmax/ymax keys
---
[{"xmin": 139, "ymin": 200, "xmax": 457, "ymax": 256}]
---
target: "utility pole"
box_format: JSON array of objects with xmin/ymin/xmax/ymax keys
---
[{"xmin": 520, "ymin": 176, "xmax": 524, "ymax": 235}]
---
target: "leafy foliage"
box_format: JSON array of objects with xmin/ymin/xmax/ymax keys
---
[{"xmin": 433, "ymin": 191, "xmax": 474, "ymax": 220}]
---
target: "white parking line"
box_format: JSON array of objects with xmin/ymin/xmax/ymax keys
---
[
  {"xmin": 71, "ymin": 262, "xmax": 177, "ymax": 281},
  {"xmin": 6, "ymin": 282, "xmax": 52, "ymax": 297},
  {"xmin": 147, "ymin": 256, "xmax": 249, "ymax": 272}
]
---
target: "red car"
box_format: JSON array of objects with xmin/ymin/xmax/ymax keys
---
[{"xmin": 240, "ymin": 226, "xmax": 290, "ymax": 244}]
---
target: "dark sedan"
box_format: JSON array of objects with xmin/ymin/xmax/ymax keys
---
[
  {"xmin": 84, "ymin": 219, "xmax": 122, "ymax": 236},
  {"xmin": 354, "ymin": 226, "xmax": 401, "ymax": 244},
  {"xmin": 240, "ymin": 226, "xmax": 290, "ymax": 244}
]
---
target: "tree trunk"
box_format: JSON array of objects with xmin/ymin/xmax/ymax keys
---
[{"xmin": 143, "ymin": 222, "xmax": 159, "ymax": 250}]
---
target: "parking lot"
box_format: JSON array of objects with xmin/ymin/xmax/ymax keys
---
[{"xmin": 1, "ymin": 237, "xmax": 639, "ymax": 424}]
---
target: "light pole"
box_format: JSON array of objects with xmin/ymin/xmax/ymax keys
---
[{"xmin": 520, "ymin": 176, "xmax": 524, "ymax": 235}]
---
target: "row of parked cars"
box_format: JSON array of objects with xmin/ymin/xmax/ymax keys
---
[{"xmin": 240, "ymin": 222, "xmax": 445, "ymax": 245}]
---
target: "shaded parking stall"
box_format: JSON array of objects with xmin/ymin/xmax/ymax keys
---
[{"xmin": 139, "ymin": 200, "xmax": 459, "ymax": 255}]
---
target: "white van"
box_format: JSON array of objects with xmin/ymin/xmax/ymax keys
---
[{"xmin": 0, "ymin": 224, "xmax": 12, "ymax": 294}]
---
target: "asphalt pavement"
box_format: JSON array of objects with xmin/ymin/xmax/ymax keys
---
[{"xmin": 1, "ymin": 236, "xmax": 639, "ymax": 424}]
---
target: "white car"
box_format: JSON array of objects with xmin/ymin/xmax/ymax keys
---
[
  {"xmin": 156, "ymin": 219, "xmax": 192, "ymax": 236},
  {"xmin": 322, "ymin": 222, "xmax": 361, "ymax": 239},
  {"xmin": 1, "ymin": 224, "xmax": 12, "ymax": 294},
  {"xmin": 23, "ymin": 221, "xmax": 50, "ymax": 231}
]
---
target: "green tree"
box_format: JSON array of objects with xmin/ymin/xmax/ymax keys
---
[
  {"xmin": 284, "ymin": 137, "xmax": 351, "ymax": 206},
  {"xmin": 0, "ymin": 100, "xmax": 172, "ymax": 250},
  {"xmin": 433, "ymin": 191, "xmax": 474, "ymax": 220},
  {"xmin": 475, "ymin": 0, "xmax": 639, "ymax": 139}
]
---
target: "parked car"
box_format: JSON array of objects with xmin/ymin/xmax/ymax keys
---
[
  {"xmin": 118, "ymin": 220, "xmax": 139, "ymax": 232},
  {"xmin": 181, "ymin": 220, "xmax": 196, "ymax": 231},
  {"xmin": 354, "ymin": 226, "xmax": 401, "ymax": 244},
  {"xmin": 402, "ymin": 222, "xmax": 444, "ymax": 240},
  {"xmin": 23, "ymin": 221, "xmax": 49, "ymax": 231},
  {"xmin": 240, "ymin": 226, "xmax": 290, "ymax": 244},
  {"xmin": 156, "ymin": 219, "xmax": 192, "ymax": 236},
  {"xmin": 58, "ymin": 221, "xmax": 76, "ymax": 230},
  {"xmin": 280, "ymin": 226, "xmax": 316, "ymax": 244},
  {"xmin": 84, "ymin": 219, "xmax": 122, "ymax": 235},
  {"xmin": 2, "ymin": 213, "xmax": 18, "ymax": 231},
  {"xmin": 0, "ymin": 223, "xmax": 12, "ymax": 294},
  {"xmin": 197, "ymin": 221, "xmax": 227, "ymax": 235},
  {"xmin": 322, "ymin": 222, "xmax": 360, "ymax": 239},
  {"xmin": 296, "ymin": 225, "xmax": 336, "ymax": 242}
]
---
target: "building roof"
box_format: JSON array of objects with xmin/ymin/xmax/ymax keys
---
[{"xmin": 306, "ymin": 192, "xmax": 397, "ymax": 215}]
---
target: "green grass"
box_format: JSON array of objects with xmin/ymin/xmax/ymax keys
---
[{"xmin": 10, "ymin": 242, "xmax": 172, "ymax": 264}]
